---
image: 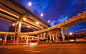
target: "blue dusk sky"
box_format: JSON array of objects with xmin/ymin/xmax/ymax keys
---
[{"xmin": 0, "ymin": 0, "xmax": 86, "ymax": 34}]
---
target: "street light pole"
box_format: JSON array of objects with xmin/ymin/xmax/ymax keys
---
[
  {"xmin": 41, "ymin": 13, "xmax": 43, "ymax": 19},
  {"xmin": 48, "ymin": 20, "xmax": 50, "ymax": 23},
  {"xmin": 28, "ymin": 2, "xmax": 32, "ymax": 11}
]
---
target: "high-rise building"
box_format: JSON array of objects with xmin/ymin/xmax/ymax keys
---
[
  {"xmin": 9, "ymin": 26, "xmax": 15, "ymax": 32},
  {"xmin": 21, "ymin": 27, "xmax": 34, "ymax": 32},
  {"xmin": 9, "ymin": 26, "xmax": 34, "ymax": 32}
]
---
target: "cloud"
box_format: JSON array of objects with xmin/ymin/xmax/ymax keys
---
[
  {"xmin": 49, "ymin": 0, "xmax": 86, "ymax": 26},
  {"xmin": 67, "ymin": 0, "xmax": 78, "ymax": 12},
  {"xmin": 32, "ymin": 0, "xmax": 49, "ymax": 14},
  {"xmin": 50, "ymin": 14, "xmax": 68, "ymax": 26},
  {"xmin": 17, "ymin": 0, "xmax": 49, "ymax": 14},
  {"xmin": 58, "ymin": 15, "xmax": 68, "ymax": 22},
  {"xmin": 50, "ymin": 21, "xmax": 57, "ymax": 26}
]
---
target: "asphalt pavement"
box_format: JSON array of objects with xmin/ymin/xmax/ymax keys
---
[{"xmin": 0, "ymin": 43, "xmax": 86, "ymax": 54}]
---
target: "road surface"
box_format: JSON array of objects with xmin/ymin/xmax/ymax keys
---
[{"xmin": 0, "ymin": 43, "xmax": 86, "ymax": 54}]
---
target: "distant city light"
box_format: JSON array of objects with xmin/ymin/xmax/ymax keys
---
[
  {"xmin": 12, "ymin": 23, "xmax": 15, "ymax": 26},
  {"xmin": 28, "ymin": 2, "xmax": 32, "ymax": 6},
  {"xmin": 48, "ymin": 20, "xmax": 50, "ymax": 23},
  {"xmin": 30, "ymin": 43, "xmax": 38, "ymax": 46},
  {"xmin": 0, "ymin": 38, "xmax": 2, "ymax": 40},
  {"xmin": 27, "ymin": 26, "xmax": 30, "ymax": 28},
  {"xmin": 32, "ymin": 38, "xmax": 33, "ymax": 39},
  {"xmin": 35, "ymin": 22, "xmax": 39, "ymax": 24},
  {"xmin": 23, "ymin": 18, "xmax": 26, "ymax": 21},
  {"xmin": 41, "ymin": 13, "xmax": 43, "ymax": 17},
  {"xmin": 70, "ymin": 39, "xmax": 74, "ymax": 42},
  {"xmin": 69, "ymin": 32, "xmax": 73, "ymax": 35}
]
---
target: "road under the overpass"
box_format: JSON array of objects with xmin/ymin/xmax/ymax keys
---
[
  {"xmin": 0, "ymin": 0, "xmax": 86, "ymax": 44},
  {"xmin": 0, "ymin": 43, "xmax": 86, "ymax": 54}
]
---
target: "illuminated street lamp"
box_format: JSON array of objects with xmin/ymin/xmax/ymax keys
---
[
  {"xmin": 27, "ymin": 26, "xmax": 30, "ymax": 28},
  {"xmin": 28, "ymin": 2, "xmax": 32, "ymax": 10},
  {"xmin": 40, "ymin": 13, "xmax": 43, "ymax": 19},
  {"xmin": 35, "ymin": 22, "xmax": 39, "ymax": 24},
  {"xmin": 23, "ymin": 18, "xmax": 26, "ymax": 21},
  {"xmin": 12, "ymin": 23, "xmax": 15, "ymax": 26},
  {"xmin": 69, "ymin": 32, "xmax": 73, "ymax": 35},
  {"xmin": 41, "ymin": 13, "xmax": 43, "ymax": 17},
  {"xmin": 48, "ymin": 20, "xmax": 50, "ymax": 23},
  {"xmin": 28, "ymin": 2, "xmax": 32, "ymax": 6}
]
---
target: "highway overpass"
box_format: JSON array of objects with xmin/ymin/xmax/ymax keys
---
[{"xmin": 0, "ymin": 0, "xmax": 86, "ymax": 44}]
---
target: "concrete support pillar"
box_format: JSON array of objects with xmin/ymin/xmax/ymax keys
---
[
  {"xmin": 43, "ymin": 33, "xmax": 46, "ymax": 38},
  {"xmin": 56, "ymin": 33, "xmax": 58, "ymax": 42},
  {"xmin": 14, "ymin": 21, "xmax": 21, "ymax": 44},
  {"xmin": 56, "ymin": 34, "xmax": 57, "ymax": 40},
  {"xmin": 27, "ymin": 36, "xmax": 28, "ymax": 44},
  {"xmin": 3, "ymin": 35, "xmax": 7, "ymax": 45},
  {"xmin": 52, "ymin": 34, "xmax": 54, "ymax": 41},
  {"xmin": 61, "ymin": 28, "xmax": 65, "ymax": 41},
  {"xmin": 25, "ymin": 37, "xmax": 27, "ymax": 39},
  {"xmin": 49, "ymin": 33, "xmax": 52, "ymax": 40},
  {"xmin": 17, "ymin": 20, "xmax": 22, "ymax": 41},
  {"xmin": 13, "ymin": 14, "xmax": 27, "ymax": 44},
  {"xmin": 38, "ymin": 34, "xmax": 40, "ymax": 43},
  {"xmin": 41, "ymin": 33, "xmax": 42, "ymax": 39},
  {"xmin": 47, "ymin": 33, "xmax": 49, "ymax": 37},
  {"xmin": 65, "ymin": 28, "xmax": 69, "ymax": 39},
  {"xmin": 14, "ymin": 22, "xmax": 17, "ymax": 44},
  {"xmin": 11, "ymin": 36, "xmax": 13, "ymax": 40}
]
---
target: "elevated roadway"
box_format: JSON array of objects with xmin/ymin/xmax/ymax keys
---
[
  {"xmin": 0, "ymin": 0, "xmax": 86, "ymax": 44},
  {"xmin": 0, "ymin": 0, "xmax": 50, "ymax": 30},
  {"xmin": 0, "ymin": 10, "xmax": 86, "ymax": 42}
]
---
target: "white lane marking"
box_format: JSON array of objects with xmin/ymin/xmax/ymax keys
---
[
  {"xmin": 31, "ymin": 51, "xmax": 40, "ymax": 52},
  {"xmin": 25, "ymin": 50, "xmax": 40, "ymax": 52}
]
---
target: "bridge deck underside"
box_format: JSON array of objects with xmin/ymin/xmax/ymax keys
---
[
  {"xmin": 61, "ymin": 18, "xmax": 85, "ymax": 27},
  {"xmin": 0, "ymin": 0, "xmax": 50, "ymax": 30},
  {"xmin": 50, "ymin": 28, "xmax": 61, "ymax": 31}
]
